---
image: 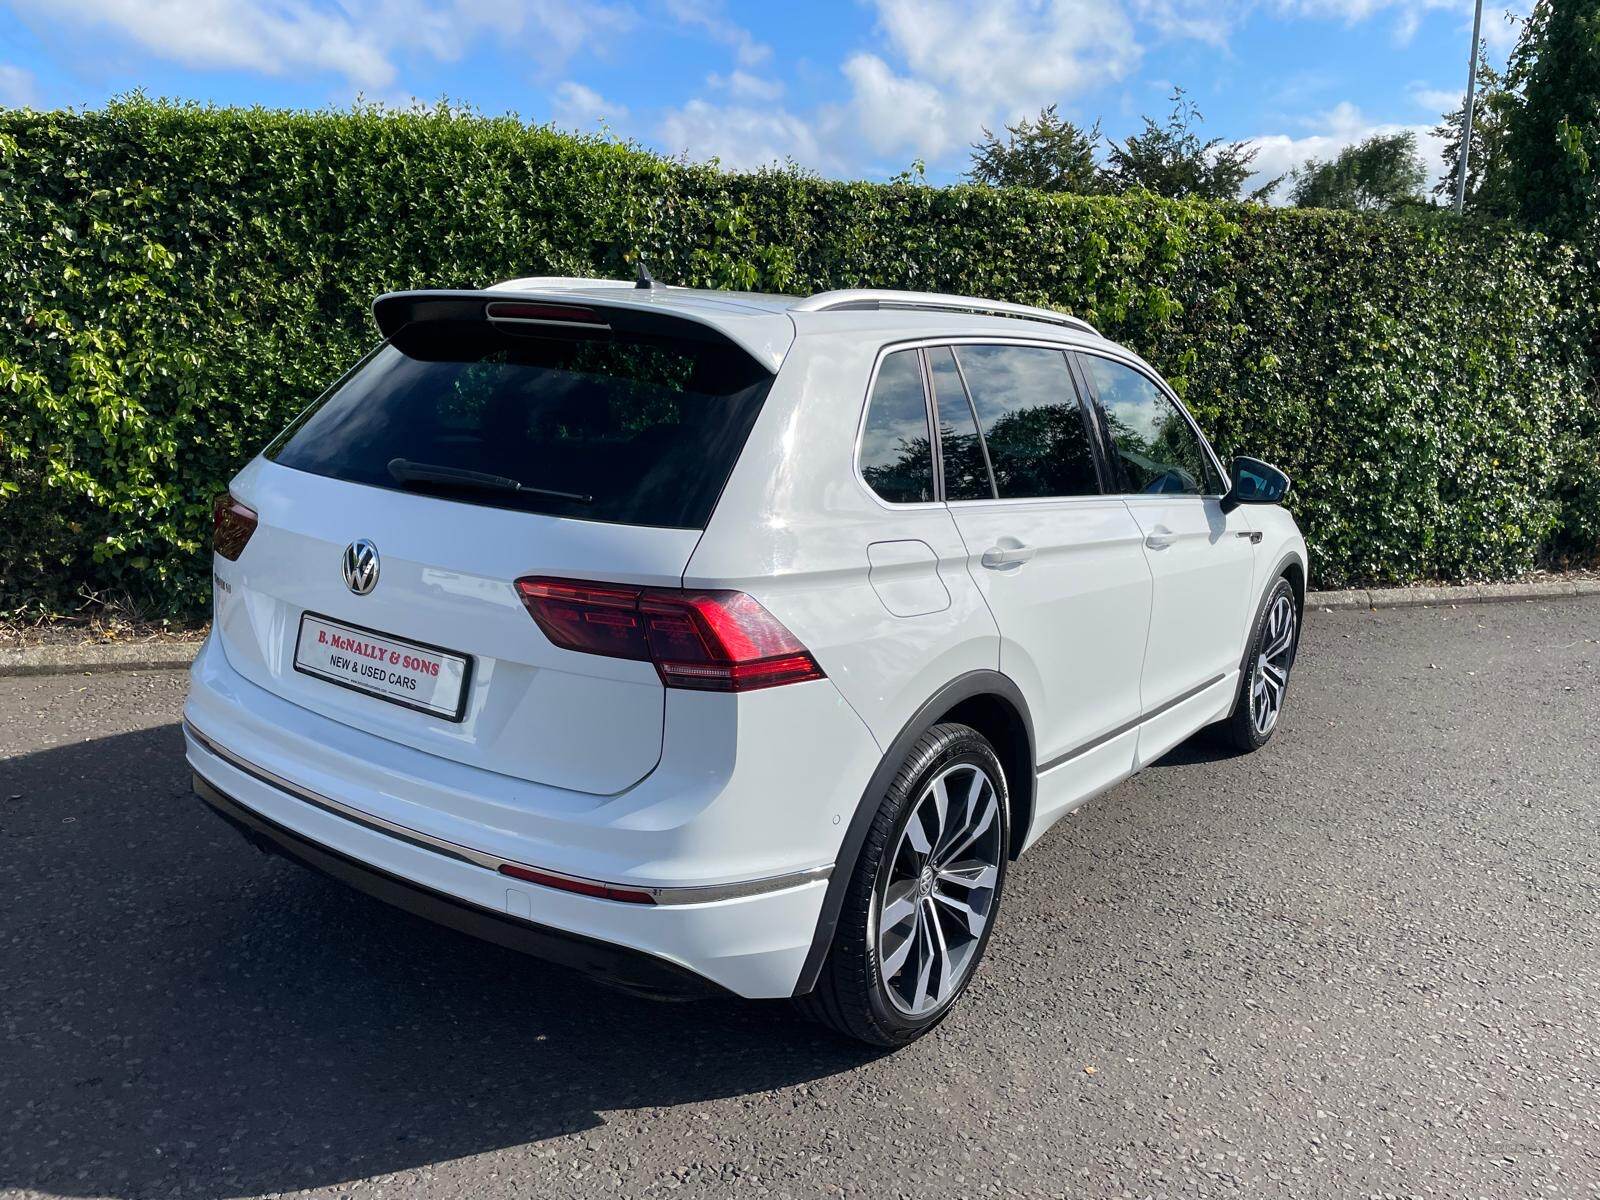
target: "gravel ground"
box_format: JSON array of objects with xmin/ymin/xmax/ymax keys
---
[{"xmin": 2, "ymin": 598, "xmax": 1597, "ymax": 1199}]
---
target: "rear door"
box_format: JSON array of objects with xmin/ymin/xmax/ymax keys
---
[
  {"xmin": 214, "ymin": 309, "xmax": 774, "ymax": 796},
  {"xmin": 935, "ymin": 343, "xmax": 1152, "ymax": 778},
  {"xmin": 1074, "ymin": 351, "xmax": 1256, "ymax": 738}
]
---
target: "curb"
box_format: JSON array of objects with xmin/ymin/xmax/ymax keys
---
[
  {"xmin": 2, "ymin": 580, "xmax": 1597, "ymax": 677},
  {"xmin": 0, "ymin": 639, "xmax": 204, "ymax": 677},
  {"xmin": 1308, "ymin": 579, "xmax": 1600, "ymax": 612}
]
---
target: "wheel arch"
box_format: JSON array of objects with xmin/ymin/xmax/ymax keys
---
[
  {"xmin": 1233, "ymin": 550, "xmax": 1307, "ymax": 706},
  {"xmin": 1278, "ymin": 554, "xmax": 1306, "ymax": 618},
  {"xmin": 793, "ymin": 670, "xmax": 1035, "ymax": 997}
]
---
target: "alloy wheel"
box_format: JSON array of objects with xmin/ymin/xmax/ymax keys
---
[
  {"xmin": 874, "ymin": 762, "xmax": 1003, "ymax": 1017},
  {"xmin": 1250, "ymin": 593, "xmax": 1297, "ymax": 736}
]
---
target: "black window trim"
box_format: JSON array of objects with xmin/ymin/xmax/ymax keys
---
[
  {"xmin": 854, "ymin": 343, "xmax": 943, "ymax": 509},
  {"xmin": 916, "ymin": 348, "xmax": 948, "ymax": 504},
  {"xmin": 944, "ymin": 341, "xmax": 1109, "ymax": 504},
  {"xmin": 938, "ymin": 345, "xmax": 1000, "ymax": 502},
  {"xmin": 1071, "ymin": 346, "xmax": 1230, "ymax": 500},
  {"xmin": 1063, "ymin": 350, "xmax": 1122, "ymax": 495}
]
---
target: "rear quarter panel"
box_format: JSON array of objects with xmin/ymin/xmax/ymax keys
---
[{"xmin": 685, "ymin": 330, "xmax": 1002, "ymax": 761}]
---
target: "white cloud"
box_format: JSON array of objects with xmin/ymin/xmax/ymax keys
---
[
  {"xmin": 840, "ymin": 53, "xmax": 951, "ymax": 158},
  {"xmin": 1409, "ymin": 83, "xmax": 1461, "ymax": 114},
  {"xmin": 706, "ymin": 69, "xmax": 783, "ymax": 102},
  {"xmin": 12, "ymin": 0, "xmax": 393, "ymax": 88},
  {"xmin": 553, "ymin": 81, "xmax": 628, "ymax": 127},
  {"xmin": 7, "ymin": 0, "xmax": 635, "ymax": 91},
  {"xmin": 815, "ymin": 0, "xmax": 1142, "ymax": 169},
  {"xmin": 1243, "ymin": 100, "xmax": 1449, "ymax": 201},
  {"xmin": 0, "ymin": 63, "xmax": 40, "ymax": 108},
  {"xmin": 660, "ymin": 1, "xmax": 1147, "ymax": 177},
  {"xmin": 368, "ymin": 0, "xmax": 635, "ymax": 69},
  {"xmin": 664, "ymin": 0, "xmax": 771, "ymax": 67},
  {"xmin": 1124, "ymin": 0, "xmax": 1527, "ymax": 51},
  {"xmin": 871, "ymin": 0, "xmax": 1139, "ymax": 123},
  {"xmin": 1130, "ymin": 0, "xmax": 1236, "ymax": 46},
  {"xmin": 1479, "ymin": 5, "xmax": 1527, "ymax": 52},
  {"xmin": 657, "ymin": 99, "xmax": 832, "ymax": 172},
  {"xmin": 1272, "ymin": 0, "xmax": 1528, "ymax": 48}
]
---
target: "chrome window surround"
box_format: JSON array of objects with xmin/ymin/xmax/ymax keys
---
[
  {"xmin": 852, "ymin": 334, "xmax": 1132, "ymax": 512},
  {"xmin": 1071, "ymin": 346, "xmax": 1231, "ymax": 499}
]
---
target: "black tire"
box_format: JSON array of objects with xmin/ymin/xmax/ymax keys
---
[
  {"xmin": 1219, "ymin": 575, "xmax": 1300, "ymax": 753},
  {"xmin": 796, "ymin": 723, "xmax": 1009, "ymax": 1047}
]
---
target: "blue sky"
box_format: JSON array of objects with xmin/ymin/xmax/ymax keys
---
[{"xmin": 0, "ymin": 1, "xmax": 1526, "ymax": 197}]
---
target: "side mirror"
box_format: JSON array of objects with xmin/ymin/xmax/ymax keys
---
[{"xmin": 1220, "ymin": 456, "xmax": 1291, "ymax": 513}]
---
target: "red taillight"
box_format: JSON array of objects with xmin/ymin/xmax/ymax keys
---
[
  {"xmin": 497, "ymin": 863, "xmax": 656, "ymax": 904},
  {"xmin": 514, "ymin": 577, "xmax": 826, "ymax": 693},
  {"xmin": 212, "ymin": 493, "xmax": 258, "ymax": 561}
]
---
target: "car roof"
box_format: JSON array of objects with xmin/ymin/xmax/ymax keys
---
[{"xmin": 373, "ymin": 278, "xmax": 1105, "ymax": 373}]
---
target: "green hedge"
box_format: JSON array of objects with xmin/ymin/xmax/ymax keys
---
[{"xmin": 2, "ymin": 98, "xmax": 1596, "ymax": 617}]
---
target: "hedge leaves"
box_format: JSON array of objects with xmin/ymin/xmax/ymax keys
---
[{"xmin": 1, "ymin": 98, "xmax": 1595, "ymax": 616}]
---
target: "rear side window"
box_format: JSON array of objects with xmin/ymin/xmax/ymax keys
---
[
  {"xmin": 1080, "ymin": 354, "xmax": 1221, "ymax": 496},
  {"xmin": 859, "ymin": 350, "xmax": 935, "ymax": 503},
  {"xmin": 267, "ymin": 321, "xmax": 773, "ymax": 529},
  {"xmin": 927, "ymin": 346, "xmax": 994, "ymax": 501},
  {"xmin": 951, "ymin": 345, "xmax": 1100, "ymax": 499}
]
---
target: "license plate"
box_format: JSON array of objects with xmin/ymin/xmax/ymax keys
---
[{"xmin": 294, "ymin": 613, "xmax": 471, "ymax": 721}]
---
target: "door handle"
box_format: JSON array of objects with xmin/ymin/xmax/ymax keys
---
[
  {"xmin": 980, "ymin": 541, "xmax": 1034, "ymax": 570},
  {"xmin": 1144, "ymin": 526, "xmax": 1178, "ymax": 551}
]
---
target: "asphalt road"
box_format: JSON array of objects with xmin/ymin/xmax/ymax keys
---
[{"xmin": 3, "ymin": 598, "xmax": 1597, "ymax": 1200}]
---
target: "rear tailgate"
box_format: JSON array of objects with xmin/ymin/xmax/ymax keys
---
[
  {"xmin": 216, "ymin": 460, "xmax": 698, "ymax": 794},
  {"xmin": 210, "ymin": 297, "xmax": 777, "ymax": 796}
]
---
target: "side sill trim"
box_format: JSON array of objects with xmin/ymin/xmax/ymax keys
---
[
  {"xmin": 183, "ymin": 720, "xmax": 830, "ymax": 905},
  {"xmin": 1037, "ymin": 673, "xmax": 1226, "ymax": 773}
]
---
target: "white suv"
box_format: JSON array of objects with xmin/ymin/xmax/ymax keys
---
[{"xmin": 185, "ymin": 278, "xmax": 1306, "ymax": 1046}]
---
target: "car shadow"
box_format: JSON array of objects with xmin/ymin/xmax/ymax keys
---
[
  {"xmin": 0, "ymin": 724, "xmax": 881, "ymax": 1199},
  {"xmin": 1145, "ymin": 729, "xmax": 1239, "ymax": 768}
]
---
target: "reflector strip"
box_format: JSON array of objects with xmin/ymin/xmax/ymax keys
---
[{"xmin": 498, "ymin": 863, "xmax": 657, "ymax": 905}]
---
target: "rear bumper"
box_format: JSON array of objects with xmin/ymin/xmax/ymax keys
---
[
  {"xmin": 182, "ymin": 634, "xmax": 880, "ymax": 998},
  {"xmin": 194, "ymin": 772, "xmax": 725, "ymax": 999}
]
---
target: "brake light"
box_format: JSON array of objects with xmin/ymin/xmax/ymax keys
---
[
  {"xmin": 212, "ymin": 494, "xmax": 258, "ymax": 561},
  {"xmin": 485, "ymin": 301, "xmax": 606, "ymax": 325},
  {"xmin": 514, "ymin": 577, "xmax": 825, "ymax": 692}
]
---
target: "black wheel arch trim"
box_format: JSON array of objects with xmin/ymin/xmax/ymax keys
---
[
  {"xmin": 793, "ymin": 669, "xmax": 1034, "ymax": 997},
  {"xmin": 1232, "ymin": 550, "xmax": 1306, "ymax": 707}
]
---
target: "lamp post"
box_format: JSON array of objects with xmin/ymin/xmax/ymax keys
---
[{"xmin": 1452, "ymin": 0, "xmax": 1485, "ymax": 214}]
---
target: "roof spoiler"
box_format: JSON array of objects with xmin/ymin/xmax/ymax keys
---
[{"xmin": 371, "ymin": 289, "xmax": 786, "ymax": 372}]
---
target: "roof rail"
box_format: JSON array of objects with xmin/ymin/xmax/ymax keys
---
[{"xmin": 791, "ymin": 289, "xmax": 1098, "ymax": 336}]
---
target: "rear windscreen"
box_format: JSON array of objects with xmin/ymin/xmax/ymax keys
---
[{"xmin": 266, "ymin": 320, "xmax": 774, "ymax": 529}]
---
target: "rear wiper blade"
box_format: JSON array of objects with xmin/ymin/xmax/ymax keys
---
[{"xmin": 386, "ymin": 458, "xmax": 592, "ymax": 504}]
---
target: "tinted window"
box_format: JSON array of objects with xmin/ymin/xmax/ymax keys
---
[
  {"xmin": 951, "ymin": 345, "xmax": 1099, "ymax": 499},
  {"xmin": 927, "ymin": 346, "xmax": 994, "ymax": 501},
  {"xmin": 268, "ymin": 321, "xmax": 772, "ymax": 529},
  {"xmin": 1081, "ymin": 355, "xmax": 1220, "ymax": 496},
  {"xmin": 860, "ymin": 351, "xmax": 935, "ymax": 503}
]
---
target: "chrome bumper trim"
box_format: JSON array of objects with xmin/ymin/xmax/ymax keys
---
[{"xmin": 183, "ymin": 719, "xmax": 831, "ymax": 905}]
